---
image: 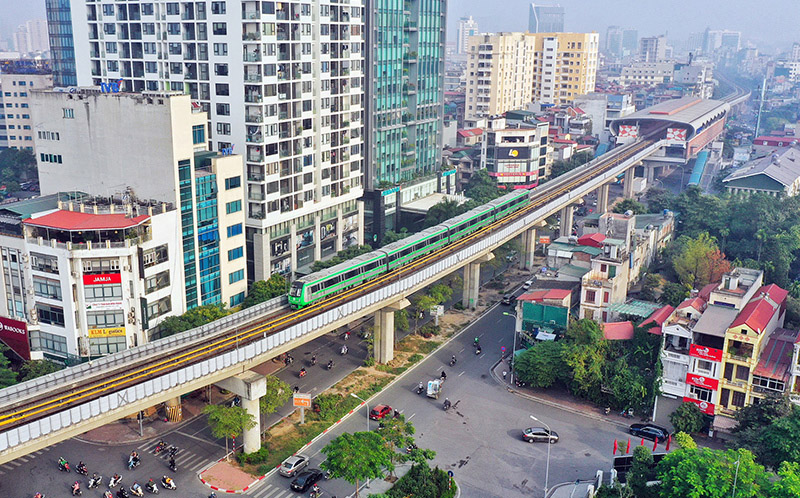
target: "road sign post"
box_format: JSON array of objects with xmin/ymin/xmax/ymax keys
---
[{"xmin": 293, "ymin": 393, "xmax": 312, "ymax": 424}]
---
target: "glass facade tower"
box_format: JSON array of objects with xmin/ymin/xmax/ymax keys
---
[{"xmin": 45, "ymin": 0, "xmax": 78, "ymax": 86}]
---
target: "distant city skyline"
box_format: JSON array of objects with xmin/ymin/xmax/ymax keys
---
[{"xmin": 447, "ymin": 0, "xmax": 800, "ymax": 53}]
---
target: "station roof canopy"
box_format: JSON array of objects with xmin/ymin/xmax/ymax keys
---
[{"xmin": 609, "ymin": 96, "xmax": 730, "ymax": 140}]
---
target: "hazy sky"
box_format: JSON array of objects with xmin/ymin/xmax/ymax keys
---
[
  {"xmin": 450, "ymin": 0, "xmax": 799, "ymax": 53},
  {"xmin": 2, "ymin": 0, "xmax": 798, "ymax": 53}
]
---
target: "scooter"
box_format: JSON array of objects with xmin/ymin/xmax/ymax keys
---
[
  {"xmin": 130, "ymin": 484, "xmax": 144, "ymax": 497},
  {"xmin": 167, "ymin": 446, "xmax": 178, "ymax": 458},
  {"xmin": 442, "ymin": 399, "xmax": 451, "ymax": 411},
  {"xmin": 327, "ymin": 360, "xmax": 334, "ymax": 370},
  {"xmin": 58, "ymin": 459, "xmax": 71, "ymax": 473},
  {"xmin": 109, "ymin": 475, "xmax": 123, "ymax": 488},
  {"xmin": 449, "ymin": 357, "xmax": 457, "ymax": 367},
  {"xmin": 88, "ymin": 474, "xmax": 103, "ymax": 489},
  {"xmin": 145, "ymin": 481, "xmax": 159, "ymax": 494},
  {"xmin": 415, "ymin": 383, "xmax": 424, "ymax": 395},
  {"xmin": 128, "ymin": 456, "xmax": 140, "ymax": 470},
  {"xmin": 76, "ymin": 462, "xmax": 89, "ymax": 475},
  {"xmin": 154, "ymin": 441, "xmax": 168, "ymax": 455},
  {"xmin": 299, "ymin": 368, "xmax": 307, "ymax": 378},
  {"xmin": 160, "ymin": 476, "xmax": 176, "ymax": 490},
  {"xmin": 475, "ymin": 347, "xmax": 482, "ymax": 355},
  {"xmin": 340, "ymin": 345, "xmax": 348, "ymax": 355},
  {"xmin": 116, "ymin": 488, "xmax": 129, "ymax": 498},
  {"xmin": 310, "ymin": 355, "xmax": 317, "ymax": 366},
  {"xmin": 71, "ymin": 482, "xmax": 82, "ymax": 496},
  {"xmin": 103, "ymin": 492, "xmax": 113, "ymax": 498},
  {"xmin": 168, "ymin": 458, "xmax": 177, "ymax": 472}
]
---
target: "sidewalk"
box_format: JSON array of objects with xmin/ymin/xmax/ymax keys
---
[{"xmin": 547, "ymin": 480, "xmax": 594, "ymax": 498}]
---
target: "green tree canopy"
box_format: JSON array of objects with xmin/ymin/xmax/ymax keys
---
[
  {"xmin": 669, "ymin": 402, "xmax": 705, "ymax": 434},
  {"xmin": 19, "ymin": 359, "xmax": 62, "ymax": 382},
  {"xmin": 757, "ymin": 407, "xmax": 800, "ymax": 469},
  {"xmin": 613, "ymin": 198, "xmax": 647, "ymax": 215},
  {"xmin": 242, "ymin": 274, "xmax": 288, "ymax": 308},
  {"xmin": 628, "ymin": 446, "xmax": 658, "ymax": 498},
  {"xmin": 424, "ymin": 199, "xmax": 469, "ymax": 228},
  {"xmin": 157, "ymin": 304, "xmax": 231, "ymax": 338},
  {"xmin": 514, "ymin": 340, "xmax": 565, "ymax": 388},
  {"xmin": 550, "ymin": 150, "xmax": 593, "ymax": 178},
  {"xmin": 661, "ymin": 282, "xmax": 690, "ymax": 307},
  {"xmin": 321, "ymin": 431, "xmax": 394, "ymax": 497},
  {"xmin": 657, "ymin": 447, "xmax": 769, "ymax": 498},
  {"xmin": 311, "ymin": 245, "xmax": 373, "ymax": 272},
  {"xmin": 203, "ymin": 404, "xmax": 257, "ymax": 458},
  {"xmin": 259, "ymin": 375, "xmax": 292, "ymax": 415},
  {"xmin": 672, "ymin": 232, "xmax": 732, "ymax": 288},
  {"xmin": 0, "ymin": 344, "xmax": 17, "ymax": 388},
  {"xmin": 464, "ymin": 169, "xmax": 502, "ymax": 204},
  {"xmin": 769, "ymin": 461, "xmax": 800, "ymax": 498},
  {"xmin": 565, "ymin": 319, "xmax": 603, "ymax": 345},
  {"xmin": 381, "ymin": 228, "xmax": 410, "ymax": 246}
]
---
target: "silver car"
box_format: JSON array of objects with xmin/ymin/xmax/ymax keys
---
[
  {"xmin": 279, "ymin": 454, "xmax": 309, "ymax": 477},
  {"xmin": 522, "ymin": 427, "xmax": 559, "ymax": 444}
]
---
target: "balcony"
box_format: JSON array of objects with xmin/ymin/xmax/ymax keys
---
[
  {"xmin": 247, "ymin": 154, "xmax": 264, "ymax": 163},
  {"xmin": 248, "ymin": 172, "xmax": 265, "ymax": 182},
  {"xmin": 247, "ymin": 134, "xmax": 263, "ymax": 143},
  {"xmin": 243, "ymin": 12, "xmax": 260, "ymax": 20},
  {"xmin": 244, "ymin": 52, "xmax": 262, "ymax": 62},
  {"xmin": 243, "ymin": 32, "xmax": 261, "ymax": 41},
  {"xmin": 245, "ymin": 93, "xmax": 263, "ymax": 103},
  {"xmin": 245, "ymin": 114, "xmax": 263, "ymax": 123},
  {"xmin": 245, "ymin": 73, "xmax": 262, "ymax": 83},
  {"xmin": 404, "ymin": 21, "xmax": 418, "ymax": 32},
  {"xmin": 248, "ymin": 191, "xmax": 265, "ymax": 201}
]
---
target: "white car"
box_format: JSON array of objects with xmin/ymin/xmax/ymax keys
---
[
  {"xmin": 522, "ymin": 280, "xmax": 533, "ymax": 290},
  {"xmin": 279, "ymin": 454, "xmax": 310, "ymax": 477}
]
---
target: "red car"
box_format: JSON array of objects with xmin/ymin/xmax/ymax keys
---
[{"xmin": 369, "ymin": 404, "xmax": 392, "ymax": 420}]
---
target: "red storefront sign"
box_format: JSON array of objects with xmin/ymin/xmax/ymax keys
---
[
  {"xmin": 83, "ymin": 273, "xmax": 122, "ymax": 285},
  {"xmin": 686, "ymin": 373, "xmax": 719, "ymax": 391},
  {"xmin": 690, "ymin": 344, "xmax": 723, "ymax": 362},
  {"xmin": 0, "ymin": 315, "xmax": 30, "ymax": 360},
  {"xmin": 683, "ymin": 396, "xmax": 715, "ymax": 415}
]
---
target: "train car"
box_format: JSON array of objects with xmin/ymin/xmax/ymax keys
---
[
  {"xmin": 382, "ymin": 224, "xmax": 451, "ymax": 272},
  {"xmin": 445, "ymin": 202, "xmax": 498, "ymax": 243},
  {"xmin": 288, "ymin": 250, "xmax": 388, "ymax": 308},
  {"xmin": 488, "ymin": 190, "xmax": 531, "ymax": 221}
]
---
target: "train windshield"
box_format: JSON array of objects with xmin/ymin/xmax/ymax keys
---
[{"xmin": 289, "ymin": 281, "xmax": 303, "ymax": 297}]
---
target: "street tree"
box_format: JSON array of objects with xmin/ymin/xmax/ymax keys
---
[
  {"xmin": 669, "ymin": 402, "xmax": 705, "ymax": 434},
  {"xmin": 376, "ymin": 414, "xmax": 423, "ymax": 477},
  {"xmin": 514, "ymin": 340, "xmax": 565, "ymax": 388},
  {"xmin": 203, "ymin": 404, "xmax": 257, "ymax": 459},
  {"xmin": 612, "ymin": 198, "xmax": 647, "ymax": 215},
  {"xmin": 757, "ymin": 408, "xmax": 800, "ymax": 469},
  {"xmin": 158, "ymin": 304, "xmax": 230, "ymax": 337},
  {"xmin": 627, "ymin": 446, "xmax": 658, "ymax": 498},
  {"xmin": 424, "ymin": 199, "xmax": 467, "ymax": 227},
  {"xmin": 412, "ymin": 294, "xmax": 438, "ymax": 332},
  {"xmin": 464, "ymin": 169, "xmax": 502, "ymax": 204},
  {"xmin": 19, "ymin": 359, "xmax": 62, "ymax": 382},
  {"xmin": 769, "ymin": 461, "xmax": 800, "ymax": 498},
  {"xmin": 259, "ymin": 375, "xmax": 292, "ymax": 415},
  {"xmin": 428, "ymin": 283, "xmax": 453, "ymax": 305},
  {"xmin": 394, "ymin": 310, "xmax": 409, "ymax": 332},
  {"xmin": 661, "ymin": 282, "xmax": 690, "ymax": 307},
  {"xmin": 321, "ymin": 431, "xmax": 393, "ymax": 498},
  {"xmin": 672, "ymin": 232, "xmax": 731, "ymax": 288},
  {"xmin": 242, "ymin": 274, "xmax": 288, "ymax": 308},
  {"xmin": 0, "ymin": 344, "xmax": 17, "ymax": 388},
  {"xmin": 733, "ymin": 394, "xmax": 794, "ymax": 462},
  {"xmin": 564, "ymin": 319, "xmax": 603, "ymax": 345},
  {"xmin": 657, "ymin": 447, "xmax": 769, "ymax": 498},
  {"xmin": 381, "ymin": 228, "xmax": 410, "ymax": 246}
]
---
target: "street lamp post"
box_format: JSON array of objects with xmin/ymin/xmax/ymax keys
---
[
  {"xmin": 502, "ymin": 311, "xmax": 517, "ymax": 385},
  {"xmin": 531, "ymin": 415, "xmax": 552, "ymax": 498},
  {"xmin": 350, "ymin": 393, "xmax": 371, "ymax": 489}
]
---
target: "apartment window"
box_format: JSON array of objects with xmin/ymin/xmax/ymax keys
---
[
  {"xmin": 143, "ymin": 244, "xmax": 169, "ymax": 267},
  {"xmin": 107, "ymin": 60, "xmax": 119, "ymax": 72},
  {"xmin": 689, "ymin": 385, "xmax": 713, "ymax": 402},
  {"xmin": 147, "ymin": 296, "xmax": 172, "ymax": 320},
  {"xmin": 585, "ymin": 290, "xmax": 596, "ymax": 303},
  {"xmin": 724, "ymin": 362, "xmax": 734, "ymax": 381},
  {"xmin": 229, "ymin": 269, "xmax": 244, "ymax": 284},
  {"xmin": 33, "ymin": 277, "xmax": 62, "ymax": 300},
  {"xmin": 145, "ymin": 270, "xmax": 170, "ymax": 294},
  {"xmin": 230, "ymin": 291, "xmax": 245, "ymax": 307},
  {"xmin": 142, "ymin": 23, "xmax": 155, "ymax": 35},
  {"xmin": 168, "ymin": 43, "xmax": 181, "ymax": 55},
  {"xmin": 735, "ymin": 365, "xmax": 750, "ymax": 381},
  {"xmin": 212, "ymin": 23, "xmax": 227, "ymax": 35},
  {"xmin": 102, "ymin": 4, "xmax": 114, "ymax": 16},
  {"xmin": 90, "ymin": 335, "xmax": 126, "ymax": 355},
  {"xmin": 214, "ymin": 83, "xmax": 229, "ymax": 96},
  {"xmin": 192, "ymin": 124, "xmax": 205, "ymax": 144},
  {"xmin": 104, "ymin": 23, "xmax": 116, "ymax": 35},
  {"xmin": 31, "ymin": 252, "xmax": 58, "ymax": 273},
  {"xmin": 696, "ymin": 359, "xmax": 713, "ymax": 374},
  {"xmin": 84, "ymin": 284, "xmax": 123, "ymax": 301},
  {"xmin": 37, "ymin": 304, "xmax": 65, "ymax": 327},
  {"xmin": 214, "ymin": 63, "xmax": 228, "ymax": 76},
  {"xmin": 166, "ymin": 2, "xmax": 179, "ymax": 15},
  {"xmin": 143, "ymin": 42, "xmax": 156, "ymax": 54},
  {"xmin": 142, "ymin": 3, "xmax": 154, "ymax": 15},
  {"xmin": 145, "ymin": 61, "xmax": 157, "ymax": 73},
  {"xmin": 213, "ymin": 43, "xmax": 227, "ymax": 56},
  {"xmin": 30, "ymin": 330, "xmax": 67, "ymax": 354},
  {"xmin": 63, "ymin": 108, "xmax": 74, "ymax": 119},
  {"xmin": 227, "ymin": 224, "xmax": 243, "ymax": 238},
  {"xmin": 211, "ymin": 1, "xmax": 226, "ymax": 14},
  {"xmin": 225, "ymin": 176, "xmax": 241, "ymax": 190},
  {"xmin": 105, "ymin": 42, "xmax": 117, "ymax": 53},
  {"xmin": 167, "ymin": 23, "xmax": 180, "ymax": 35},
  {"xmin": 40, "ymin": 153, "xmax": 63, "ymax": 164},
  {"xmin": 228, "ymin": 246, "xmax": 244, "ymax": 261},
  {"xmin": 87, "ymin": 310, "xmax": 124, "ymax": 328},
  {"xmin": 731, "ymin": 390, "xmax": 746, "ymax": 408},
  {"xmin": 225, "ymin": 200, "xmax": 242, "ymax": 214},
  {"xmin": 216, "ymin": 122, "xmax": 231, "ymax": 135}
]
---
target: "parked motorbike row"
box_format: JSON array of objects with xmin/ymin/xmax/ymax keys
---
[{"xmin": 51, "ymin": 453, "xmax": 178, "ymax": 497}]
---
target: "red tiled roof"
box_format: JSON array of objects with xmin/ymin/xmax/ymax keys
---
[
  {"xmin": 519, "ymin": 289, "xmax": 571, "ymax": 302},
  {"xmin": 677, "ymin": 296, "xmax": 706, "ymax": 311},
  {"xmin": 603, "ymin": 321, "xmax": 634, "ymax": 340},
  {"xmin": 729, "ymin": 284, "xmax": 789, "ymax": 334},
  {"xmin": 753, "ymin": 328, "xmax": 800, "ymax": 383},
  {"xmin": 698, "ymin": 283, "xmax": 718, "ymax": 302},
  {"xmin": 759, "ymin": 284, "xmax": 789, "ymax": 307},
  {"xmin": 552, "ymin": 138, "xmax": 577, "ymax": 144},
  {"xmin": 23, "ymin": 211, "xmax": 150, "ymax": 231},
  {"xmin": 578, "ymin": 233, "xmax": 605, "ymax": 248},
  {"xmin": 457, "ymin": 128, "xmax": 483, "ymax": 138},
  {"xmin": 640, "ymin": 305, "xmax": 675, "ymax": 335}
]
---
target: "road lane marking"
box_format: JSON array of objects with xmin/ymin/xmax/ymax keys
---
[
  {"xmin": 459, "ymin": 348, "xmax": 465, "ymax": 353},
  {"xmin": 498, "ymin": 337, "xmax": 505, "ymax": 342},
  {"xmin": 408, "ymin": 413, "xmax": 416, "ymax": 420},
  {"xmin": 479, "ymin": 353, "xmax": 485, "ymax": 358},
  {"xmin": 458, "ymin": 371, "xmax": 465, "ymax": 377}
]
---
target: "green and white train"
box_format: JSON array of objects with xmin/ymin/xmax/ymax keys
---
[{"xmin": 287, "ymin": 189, "xmax": 531, "ymax": 309}]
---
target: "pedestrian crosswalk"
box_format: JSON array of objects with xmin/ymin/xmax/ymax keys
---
[
  {"xmin": 244, "ymin": 479, "xmax": 338, "ymax": 498},
  {"xmin": 0, "ymin": 443, "xmax": 60, "ymax": 475},
  {"xmin": 136, "ymin": 439, "xmax": 211, "ymax": 473}
]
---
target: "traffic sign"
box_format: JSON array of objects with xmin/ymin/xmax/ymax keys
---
[{"xmin": 293, "ymin": 393, "xmax": 312, "ymax": 408}]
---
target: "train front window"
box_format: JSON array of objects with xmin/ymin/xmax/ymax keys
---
[{"xmin": 289, "ymin": 282, "xmax": 303, "ymax": 297}]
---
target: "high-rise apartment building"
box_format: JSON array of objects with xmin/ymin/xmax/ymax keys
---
[
  {"xmin": 14, "ymin": 20, "xmax": 50, "ymax": 54},
  {"xmin": 0, "ymin": 60, "xmax": 53, "ymax": 150},
  {"xmin": 363, "ymin": 0, "xmax": 446, "ymax": 245},
  {"xmin": 47, "ymin": 0, "xmax": 366, "ymax": 281},
  {"xmin": 528, "ymin": 3, "xmax": 564, "ymax": 33},
  {"xmin": 456, "ymin": 16, "xmax": 478, "ymax": 55},
  {"xmin": 605, "ymin": 26, "xmax": 623, "ymax": 59},
  {"xmin": 31, "ymin": 90, "xmax": 247, "ymax": 311},
  {"xmin": 638, "ymin": 35, "xmax": 667, "ymax": 62},
  {"xmin": 465, "ymin": 32, "xmax": 598, "ymax": 121},
  {"xmin": 621, "ymin": 29, "xmax": 638, "ymax": 55}
]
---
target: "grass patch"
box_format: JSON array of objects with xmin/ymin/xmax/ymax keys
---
[
  {"xmin": 407, "ymin": 353, "xmax": 424, "ymax": 364},
  {"xmin": 416, "ymin": 340, "xmax": 441, "ymax": 354}
]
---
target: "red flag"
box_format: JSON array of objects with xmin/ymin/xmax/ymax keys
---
[
  {"xmin": 641, "ymin": 438, "xmax": 645, "ymax": 446},
  {"xmin": 613, "ymin": 439, "xmax": 618, "ymax": 455},
  {"xmin": 666, "ymin": 435, "xmax": 671, "ymax": 451},
  {"xmin": 626, "ymin": 438, "xmax": 631, "ymax": 454},
  {"xmin": 653, "ymin": 438, "xmax": 658, "ymax": 452}
]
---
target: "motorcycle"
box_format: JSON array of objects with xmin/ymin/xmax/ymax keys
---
[
  {"xmin": 104, "ymin": 492, "xmax": 113, "ymax": 498},
  {"xmin": 167, "ymin": 446, "xmax": 178, "ymax": 458},
  {"xmin": 154, "ymin": 441, "xmax": 167, "ymax": 455},
  {"xmin": 310, "ymin": 355, "xmax": 317, "ymax": 366},
  {"xmin": 327, "ymin": 360, "xmax": 334, "ymax": 370},
  {"xmin": 145, "ymin": 481, "xmax": 159, "ymax": 494},
  {"xmin": 442, "ymin": 399, "xmax": 451, "ymax": 411},
  {"xmin": 168, "ymin": 458, "xmax": 177, "ymax": 472},
  {"xmin": 299, "ymin": 368, "xmax": 307, "ymax": 378},
  {"xmin": 76, "ymin": 462, "xmax": 88, "ymax": 475},
  {"xmin": 449, "ymin": 356, "xmax": 457, "ymax": 367},
  {"xmin": 340, "ymin": 345, "xmax": 348, "ymax": 355},
  {"xmin": 88, "ymin": 474, "xmax": 103, "ymax": 489},
  {"xmin": 71, "ymin": 482, "xmax": 82, "ymax": 496},
  {"xmin": 130, "ymin": 484, "xmax": 144, "ymax": 497},
  {"xmin": 128, "ymin": 456, "xmax": 140, "ymax": 470},
  {"xmin": 230, "ymin": 396, "xmax": 241, "ymax": 408},
  {"xmin": 109, "ymin": 475, "xmax": 123, "ymax": 488},
  {"xmin": 405, "ymin": 443, "xmax": 418, "ymax": 454},
  {"xmin": 58, "ymin": 459, "xmax": 71, "ymax": 473},
  {"xmin": 161, "ymin": 476, "xmax": 176, "ymax": 490},
  {"xmin": 116, "ymin": 488, "xmax": 129, "ymax": 498},
  {"xmin": 415, "ymin": 383, "xmax": 424, "ymax": 395},
  {"xmin": 475, "ymin": 346, "xmax": 482, "ymax": 355}
]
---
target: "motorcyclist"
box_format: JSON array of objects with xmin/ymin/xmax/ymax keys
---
[
  {"xmin": 169, "ymin": 457, "xmax": 177, "ymax": 471},
  {"xmin": 110, "ymin": 473, "xmax": 122, "ymax": 487},
  {"xmin": 451, "ymin": 354, "xmax": 457, "ymax": 364},
  {"xmin": 440, "ymin": 370, "xmax": 447, "ymax": 381},
  {"xmin": 341, "ymin": 344, "xmax": 348, "ymax": 354},
  {"xmin": 58, "ymin": 456, "xmax": 69, "ymax": 470},
  {"xmin": 443, "ymin": 398, "xmax": 451, "ymax": 410},
  {"xmin": 104, "ymin": 491, "xmax": 113, "ymax": 498},
  {"xmin": 155, "ymin": 440, "xmax": 166, "ymax": 452},
  {"xmin": 72, "ymin": 481, "xmax": 81, "ymax": 495},
  {"xmin": 299, "ymin": 367, "xmax": 307, "ymax": 377},
  {"xmin": 131, "ymin": 482, "xmax": 143, "ymax": 495},
  {"xmin": 474, "ymin": 337, "xmax": 479, "ymax": 346},
  {"xmin": 311, "ymin": 354, "xmax": 317, "ymax": 365},
  {"xmin": 327, "ymin": 359, "xmax": 334, "ymax": 369},
  {"xmin": 34, "ymin": 493, "xmax": 44, "ymax": 498},
  {"xmin": 116, "ymin": 488, "xmax": 129, "ymax": 498},
  {"xmin": 77, "ymin": 461, "xmax": 88, "ymax": 473},
  {"xmin": 417, "ymin": 381, "xmax": 424, "ymax": 393},
  {"xmin": 162, "ymin": 475, "xmax": 174, "ymax": 488},
  {"xmin": 145, "ymin": 479, "xmax": 156, "ymax": 491},
  {"xmin": 89, "ymin": 472, "xmax": 101, "ymax": 487}
]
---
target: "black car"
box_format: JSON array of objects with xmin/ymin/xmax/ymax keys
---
[
  {"xmin": 290, "ymin": 468, "xmax": 324, "ymax": 492},
  {"xmin": 502, "ymin": 294, "xmax": 516, "ymax": 305},
  {"xmin": 629, "ymin": 423, "xmax": 669, "ymax": 443}
]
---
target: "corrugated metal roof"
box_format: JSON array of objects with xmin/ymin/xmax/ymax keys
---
[{"xmin": 723, "ymin": 145, "xmax": 800, "ymax": 189}]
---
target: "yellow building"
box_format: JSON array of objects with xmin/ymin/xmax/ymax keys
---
[
  {"xmin": 465, "ymin": 32, "xmax": 599, "ymax": 120},
  {"xmin": 717, "ymin": 284, "xmax": 789, "ymax": 417}
]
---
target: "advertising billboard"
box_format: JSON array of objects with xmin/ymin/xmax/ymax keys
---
[
  {"xmin": 0, "ymin": 316, "xmax": 30, "ymax": 360},
  {"xmin": 83, "ymin": 273, "xmax": 122, "ymax": 285},
  {"xmin": 496, "ymin": 147, "xmax": 531, "ymax": 160}
]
